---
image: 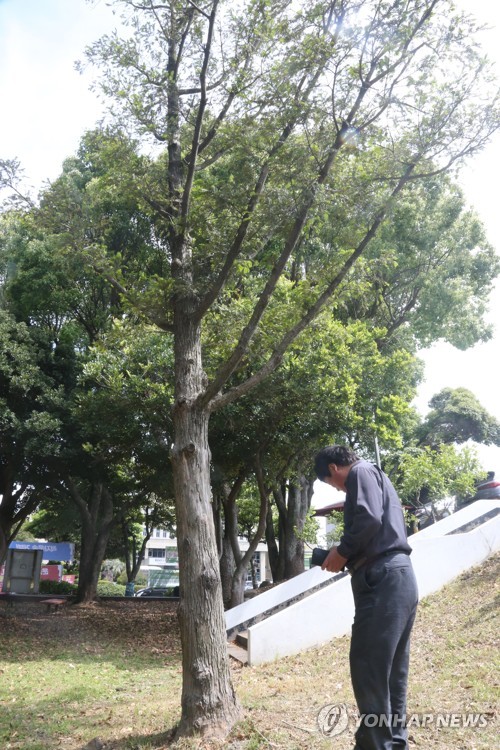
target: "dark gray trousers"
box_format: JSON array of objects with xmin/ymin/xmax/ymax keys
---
[{"xmin": 350, "ymin": 552, "xmax": 418, "ymax": 750}]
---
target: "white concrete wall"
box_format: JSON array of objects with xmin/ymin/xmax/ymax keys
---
[
  {"xmin": 225, "ymin": 564, "xmax": 337, "ymax": 632},
  {"xmin": 410, "ymin": 499, "xmax": 498, "ymax": 540},
  {"xmin": 245, "ymin": 501, "xmax": 500, "ymax": 666},
  {"xmin": 409, "ymin": 512, "xmax": 500, "ymax": 599},
  {"xmin": 247, "ymin": 573, "xmax": 354, "ymax": 665}
]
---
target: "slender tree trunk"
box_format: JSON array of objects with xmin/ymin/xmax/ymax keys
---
[
  {"xmin": 212, "ymin": 489, "xmax": 236, "ymax": 608},
  {"xmin": 224, "ymin": 459, "xmax": 268, "ymax": 609},
  {"xmin": 0, "ymin": 523, "xmax": 6, "ymax": 569},
  {"xmin": 123, "ymin": 519, "xmax": 151, "ymax": 583},
  {"xmin": 282, "ymin": 478, "xmax": 310, "ymax": 578},
  {"xmin": 220, "ymin": 534, "xmax": 236, "ymax": 609},
  {"xmin": 0, "ymin": 472, "xmax": 41, "ymax": 566},
  {"xmin": 171, "ymin": 316, "xmax": 240, "ymax": 736},
  {"xmin": 265, "ymin": 501, "xmax": 280, "ymax": 582},
  {"xmin": 250, "ymin": 557, "xmax": 258, "ymax": 589},
  {"xmin": 222, "ymin": 489, "xmax": 245, "ymax": 609}
]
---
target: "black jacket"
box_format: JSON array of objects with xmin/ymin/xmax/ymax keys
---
[{"xmin": 337, "ymin": 460, "xmax": 411, "ymax": 565}]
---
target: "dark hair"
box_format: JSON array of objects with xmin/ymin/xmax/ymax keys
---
[{"xmin": 314, "ymin": 445, "xmax": 359, "ymax": 480}]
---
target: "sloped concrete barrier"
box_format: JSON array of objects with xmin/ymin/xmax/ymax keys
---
[
  {"xmin": 244, "ymin": 500, "xmax": 500, "ymax": 665},
  {"xmin": 225, "ymin": 562, "xmax": 337, "ymax": 634}
]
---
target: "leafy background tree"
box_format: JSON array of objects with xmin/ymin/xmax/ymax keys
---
[{"xmin": 417, "ymin": 387, "xmax": 500, "ymax": 448}]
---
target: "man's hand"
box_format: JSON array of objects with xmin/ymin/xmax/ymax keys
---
[{"xmin": 322, "ymin": 546, "xmax": 348, "ymax": 573}]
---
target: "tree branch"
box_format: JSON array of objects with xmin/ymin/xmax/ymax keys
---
[
  {"xmin": 194, "ymin": 53, "xmax": 341, "ymax": 322},
  {"xmin": 179, "ymin": 0, "xmax": 219, "ymax": 224},
  {"xmin": 207, "ymin": 162, "xmax": 418, "ymax": 412},
  {"xmin": 94, "ymin": 265, "xmax": 175, "ymax": 333},
  {"xmin": 199, "ymin": 123, "xmax": 352, "ymax": 405},
  {"xmin": 185, "ymin": 0, "xmax": 210, "ymax": 19}
]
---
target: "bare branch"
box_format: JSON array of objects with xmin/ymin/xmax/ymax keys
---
[
  {"xmin": 179, "ymin": 1, "xmax": 219, "ymax": 224},
  {"xmin": 178, "ymin": 73, "xmax": 225, "ymax": 96},
  {"xmin": 129, "ymin": 3, "xmax": 170, "ymax": 9}
]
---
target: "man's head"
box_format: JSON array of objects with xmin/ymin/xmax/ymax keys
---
[{"xmin": 314, "ymin": 445, "xmax": 359, "ymax": 491}]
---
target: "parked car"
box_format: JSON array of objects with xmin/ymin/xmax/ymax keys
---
[
  {"xmin": 456, "ymin": 471, "xmax": 500, "ymax": 510},
  {"xmin": 135, "ymin": 586, "xmax": 180, "ymax": 597}
]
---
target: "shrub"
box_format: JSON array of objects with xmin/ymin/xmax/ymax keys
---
[
  {"xmin": 97, "ymin": 580, "xmax": 126, "ymax": 597},
  {"xmin": 116, "ymin": 570, "xmax": 147, "ymax": 587},
  {"xmin": 101, "ymin": 559, "xmax": 125, "ymax": 581},
  {"xmin": 39, "ymin": 580, "xmax": 77, "ymax": 595}
]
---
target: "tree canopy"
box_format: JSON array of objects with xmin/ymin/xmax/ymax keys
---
[{"xmin": 417, "ymin": 387, "xmax": 500, "ymax": 447}]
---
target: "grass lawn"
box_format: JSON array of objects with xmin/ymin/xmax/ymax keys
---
[{"xmin": 0, "ymin": 553, "xmax": 498, "ymax": 750}]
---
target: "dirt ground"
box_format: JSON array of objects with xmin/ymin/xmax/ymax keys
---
[{"xmin": 0, "ymin": 597, "xmax": 181, "ymax": 655}]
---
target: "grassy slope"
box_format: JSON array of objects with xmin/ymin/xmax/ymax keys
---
[{"xmin": 0, "ymin": 553, "xmax": 498, "ymax": 750}]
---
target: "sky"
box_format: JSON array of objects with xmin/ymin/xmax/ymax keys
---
[{"xmin": 0, "ymin": 0, "xmax": 499, "ymax": 485}]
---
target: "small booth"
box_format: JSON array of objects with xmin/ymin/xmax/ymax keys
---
[{"xmin": 2, "ymin": 541, "xmax": 74, "ymax": 594}]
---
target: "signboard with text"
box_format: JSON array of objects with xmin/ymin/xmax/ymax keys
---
[{"xmin": 9, "ymin": 541, "xmax": 74, "ymax": 561}]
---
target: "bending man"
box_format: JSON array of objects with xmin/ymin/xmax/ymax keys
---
[{"xmin": 314, "ymin": 445, "xmax": 418, "ymax": 750}]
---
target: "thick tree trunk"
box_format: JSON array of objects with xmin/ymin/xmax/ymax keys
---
[
  {"xmin": 230, "ymin": 567, "xmax": 247, "ymax": 609},
  {"xmin": 273, "ymin": 475, "xmax": 314, "ymax": 580},
  {"xmin": 68, "ymin": 480, "xmax": 116, "ymax": 604},
  {"xmin": 77, "ymin": 524, "xmax": 112, "ymax": 603},
  {"xmin": 171, "ymin": 316, "xmax": 240, "ymax": 736}
]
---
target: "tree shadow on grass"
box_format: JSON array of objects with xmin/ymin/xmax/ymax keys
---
[{"xmin": 81, "ymin": 727, "xmax": 177, "ymax": 749}]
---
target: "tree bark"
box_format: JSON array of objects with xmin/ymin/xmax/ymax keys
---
[
  {"xmin": 282, "ymin": 476, "xmax": 313, "ymax": 579},
  {"xmin": 272, "ymin": 475, "xmax": 314, "ymax": 580},
  {"xmin": 219, "ymin": 534, "xmax": 236, "ymax": 609},
  {"xmin": 123, "ymin": 518, "xmax": 151, "ymax": 583},
  {"xmin": 265, "ymin": 501, "xmax": 281, "ymax": 582},
  {"xmin": 68, "ymin": 479, "xmax": 116, "ymax": 604},
  {"xmin": 171, "ymin": 315, "xmax": 240, "ymax": 735}
]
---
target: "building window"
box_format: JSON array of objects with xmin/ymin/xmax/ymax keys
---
[{"xmin": 148, "ymin": 548, "xmax": 166, "ymax": 558}]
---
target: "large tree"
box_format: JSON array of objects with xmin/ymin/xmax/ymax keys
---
[
  {"xmin": 0, "ymin": 310, "xmax": 64, "ymax": 564},
  {"xmin": 75, "ymin": 0, "xmax": 500, "ymax": 736},
  {"xmin": 0, "ymin": 131, "xmax": 171, "ymax": 593}
]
